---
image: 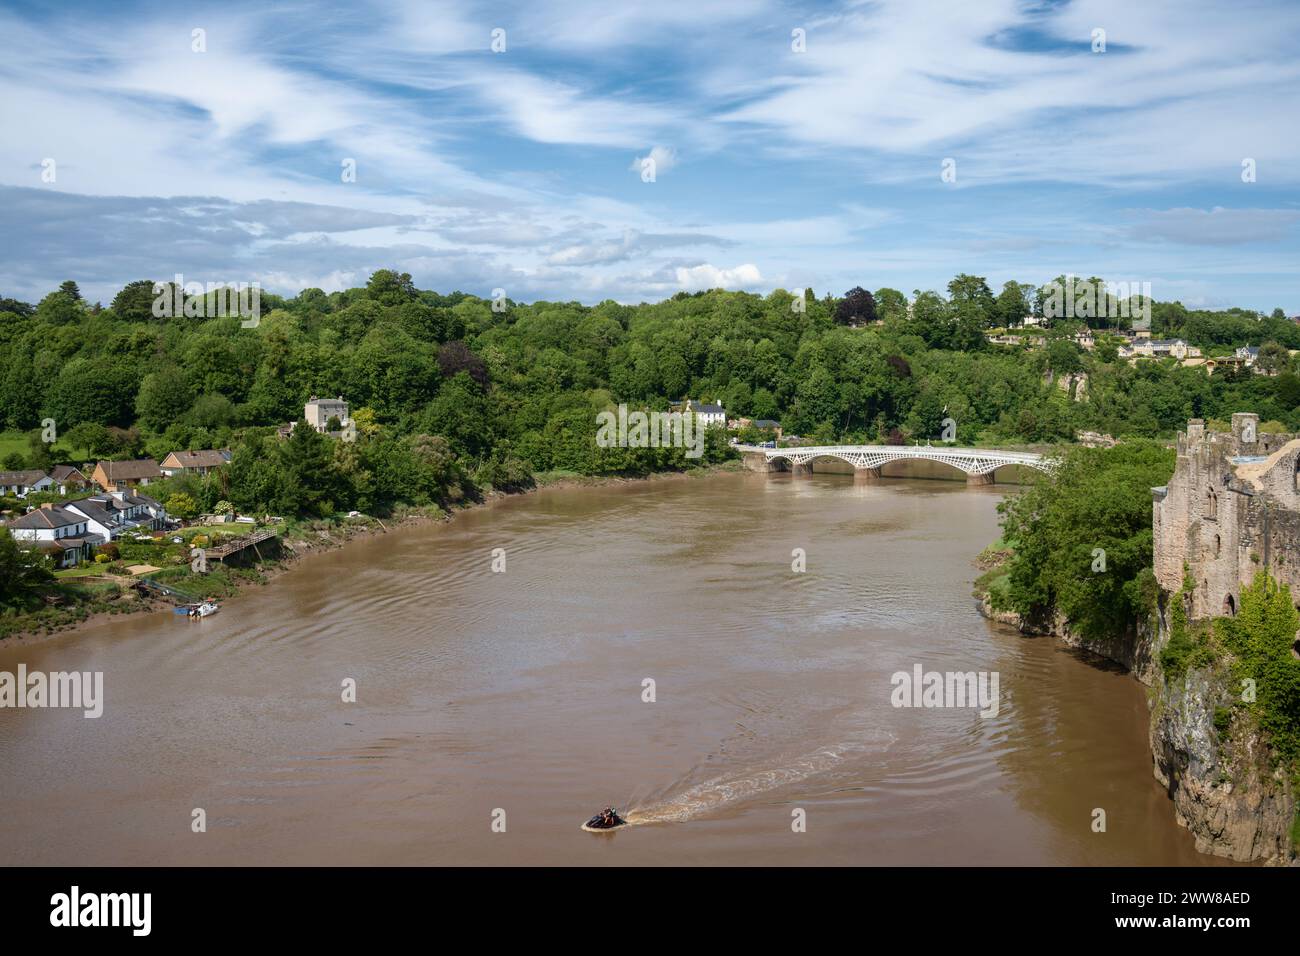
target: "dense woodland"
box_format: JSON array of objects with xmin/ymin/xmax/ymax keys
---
[{"xmin": 1, "ymin": 271, "xmax": 1298, "ymax": 523}]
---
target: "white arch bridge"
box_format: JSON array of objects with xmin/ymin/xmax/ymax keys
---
[{"xmin": 738, "ymin": 444, "xmax": 1054, "ymax": 481}]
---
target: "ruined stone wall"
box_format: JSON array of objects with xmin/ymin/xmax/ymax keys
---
[{"xmin": 1153, "ymin": 413, "xmax": 1300, "ymax": 620}]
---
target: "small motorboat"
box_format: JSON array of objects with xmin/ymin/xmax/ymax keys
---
[
  {"xmin": 175, "ymin": 602, "xmax": 220, "ymax": 619},
  {"xmin": 581, "ymin": 807, "xmax": 627, "ymax": 832}
]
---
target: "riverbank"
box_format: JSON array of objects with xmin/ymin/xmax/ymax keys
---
[
  {"xmin": 0, "ymin": 460, "xmax": 747, "ymax": 647},
  {"xmin": 974, "ymin": 550, "xmax": 1297, "ymax": 865}
]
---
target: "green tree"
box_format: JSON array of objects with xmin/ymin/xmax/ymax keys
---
[
  {"xmin": 1257, "ymin": 340, "xmax": 1291, "ymax": 375},
  {"xmin": 63, "ymin": 421, "xmax": 116, "ymax": 457},
  {"xmin": 45, "ymin": 357, "xmax": 137, "ymax": 427},
  {"xmin": 365, "ymin": 269, "xmax": 418, "ymax": 307},
  {"xmin": 874, "ymin": 288, "xmax": 909, "ymax": 323},
  {"xmin": 0, "ymin": 529, "xmax": 53, "ymax": 607},
  {"xmin": 36, "ymin": 289, "xmax": 83, "ymax": 325},
  {"xmin": 993, "ymin": 281, "xmax": 1033, "ymax": 327},
  {"xmin": 136, "ymin": 367, "xmax": 194, "ymax": 430},
  {"xmin": 166, "ymin": 492, "xmax": 199, "ymax": 520},
  {"xmin": 110, "ymin": 280, "xmax": 159, "ymax": 322},
  {"xmin": 995, "ymin": 442, "xmax": 1173, "ymax": 638},
  {"xmin": 1046, "ymin": 338, "xmax": 1084, "ymax": 375},
  {"xmin": 274, "ymin": 422, "xmax": 348, "ymax": 517}
]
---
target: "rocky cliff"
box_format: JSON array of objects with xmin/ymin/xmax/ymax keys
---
[
  {"xmin": 1144, "ymin": 603, "xmax": 1295, "ymax": 864},
  {"xmin": 978, "ymin": 591, "xmax": 1296, "ymax": 865}
]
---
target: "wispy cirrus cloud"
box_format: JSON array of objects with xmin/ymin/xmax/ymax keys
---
[{"xmin": 0, "ymin": 0, "xmax": 1297, "ymax": 311}]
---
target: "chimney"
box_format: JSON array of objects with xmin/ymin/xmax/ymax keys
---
[{"xmin": 40, "ymin": 502, "xmax": 54, "ymax": 510}]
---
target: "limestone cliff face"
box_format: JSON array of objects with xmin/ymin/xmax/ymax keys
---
[
  {"xmin": 977, "ymin": 594, "xmax": 1296, "ymax": 864},
  {"xmin": 1148, "ymin": 661, "xmax": 1294, "ymax": 863}
]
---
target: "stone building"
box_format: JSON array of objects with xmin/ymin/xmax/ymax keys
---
[
  {"xmin": 304, "ymin": 396, "xmax": 351, "ymax": 434},
  {"xmin": 1153, "ymin": 413, "xmax": 1300, "ymax": 620}
]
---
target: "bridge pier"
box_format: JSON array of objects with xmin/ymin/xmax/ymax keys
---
[
  {"xmin": 853, "ymin": 466, "xmax": 883, "ymax": 481},
  {"xmin": 791, "ymin": 462, "xmax": 814, "ymax": 477},
  {"xmin": 742, "ymin": 451, "xmax": 780, "ymax": 473},
  {"xmin": 966, "ymin": 472, "xmax": 996, "ymax": 486}
]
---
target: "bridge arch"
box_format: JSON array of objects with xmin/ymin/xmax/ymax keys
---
[{"xmin": 751, "ymin": 444, "xmax": 1052, "ymax": 482}]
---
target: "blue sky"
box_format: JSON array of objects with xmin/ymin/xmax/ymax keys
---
[{"xmin": 1, "ymin": 0, "xmax": 1298, "ymax": 310}]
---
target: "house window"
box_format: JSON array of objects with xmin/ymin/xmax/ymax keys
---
[
  {"xmin": 1214, "ymin": 534, "xmax": 1221, "ymax": 557},
  {"xmin": 1206, "ymin": 488, "xmax": 1218, "ymax": 520}
]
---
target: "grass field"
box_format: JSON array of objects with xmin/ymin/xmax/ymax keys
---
[
  {"xmin": 0, "ymin": 429, "xmax": 94, "ymax": 466},
  {"xmin": 53, "ymin": 566, "xmax": 109, "ymax": 579}
]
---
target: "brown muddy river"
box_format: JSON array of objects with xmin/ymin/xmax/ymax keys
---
[{"xmin": 0, "ymin": 471, "xmax": 1228, "ymax": 865}]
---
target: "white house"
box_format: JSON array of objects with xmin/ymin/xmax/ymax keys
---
[
  {"xmin": 0, "ymin": 470, "xmax": 53, "ymax": 498},
  {"xmin": 304, "ymin": 396, "xmax": 352, "ymax": 434},
  {"xmin": 65, "ymin": 491, "xmax": 168, "ymax": 541},
  {"xmin": 5, "ymin": 503, "xmax": 95, "ymax": 567},
  {"xmin": 686, "ymin": 400, "xmax": 726, "ymax": 428}
]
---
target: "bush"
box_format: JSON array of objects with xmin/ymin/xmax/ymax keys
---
[
  {"xmin": 997, "ymin": 441, "xmax": 1175, "ymax": 639},
  {"xmin": 1214, "ymin": 572, "xmax": 1300, "ymax": 768},
  {"xmin": 1214, "ymin": 706, "xmax": 1233, "ymax": 737}
]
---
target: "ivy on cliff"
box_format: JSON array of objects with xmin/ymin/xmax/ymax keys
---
[{"xmin": 1214, "ymin": 572, "xmax": 1300, "ymax": 770}]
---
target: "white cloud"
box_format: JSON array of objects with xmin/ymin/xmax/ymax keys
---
[
  {"xmin": 675, "ymin": 262, "xmax": 763, "ymax": 290},
  {"xmin": 713, "ymin": 0, "xmax": 1300, "ymax": 185},
  {"xmin": 0, "ymin": 1, "xmax": 1298, "ymax": 310},
  {"xmin": 629, "ymin": 146, "xmax": 678, "ymax": 176},
  {"xmin": 473, "ymin": 74, "xmax": 679, "ymax": 148}
]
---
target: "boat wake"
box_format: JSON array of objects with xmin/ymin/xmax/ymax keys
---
[{"xmin": 622, "ymin": 731, "xmax": 894, "ymax": 826}]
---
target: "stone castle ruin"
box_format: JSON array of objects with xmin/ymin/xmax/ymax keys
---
[{"xmin": 1154, "ymin": 413, "xmax": 1300, "ymax": 621}]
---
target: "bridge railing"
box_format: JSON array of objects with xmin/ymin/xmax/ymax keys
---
[
  {"xmin": 740, "ymin": 443, "xmax": 1048, "ymax": 459},
  {"xmin": 735, "ymin": 443, "xmax": 1055, "ymax": 472}
]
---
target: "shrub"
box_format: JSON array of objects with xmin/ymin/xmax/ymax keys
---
[{"xmin": 1214, "ymin": 572, "xmax": 1300, "ymax": 768}]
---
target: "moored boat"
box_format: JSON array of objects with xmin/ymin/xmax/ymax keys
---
[{"xmin": 175, "ymin": 602, "xmax": 220, "ymax": 619}]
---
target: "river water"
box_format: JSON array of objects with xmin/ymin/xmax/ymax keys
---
[{"xmin": 0, "ymin": 471, "xmax": 1227, "ymax": 865}]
